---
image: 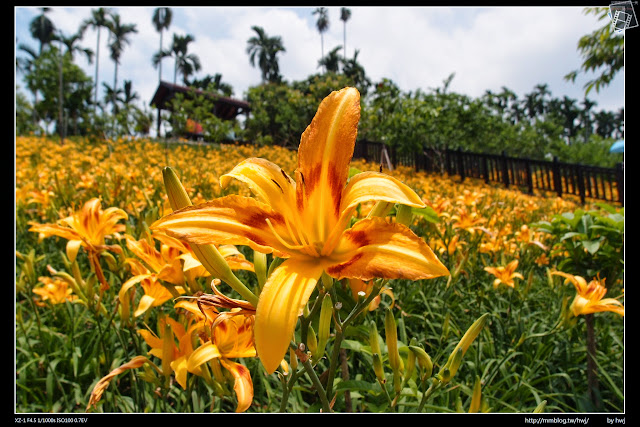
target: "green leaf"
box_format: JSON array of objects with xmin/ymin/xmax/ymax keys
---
[
  {"xmin": 335, "ymin": 379, "xmax": 380, "ymax": 394},
  {"xmin": 411, "ymin": 206, "xmax": 440, "ymax": 224},
  {"xmin": 582, "ymin": 237, "xmax": 604, "ymax": 254}
]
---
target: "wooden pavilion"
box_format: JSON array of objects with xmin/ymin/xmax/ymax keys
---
[{"xmin": 149, "ymin": 80, "xmax": 251, "ymax": 138}]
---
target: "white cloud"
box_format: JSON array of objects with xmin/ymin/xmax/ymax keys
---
[{"xmin": 15, "ymin": 5, "xmax": 624, "ymax": 118}]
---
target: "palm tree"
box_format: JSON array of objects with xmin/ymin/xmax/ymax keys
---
[
  {"xmin": 161, "ymin": 34, "xmax": 201, "ymax": 85},
  {"xmin": 318, "ymin": 46, "xmax": 342, "ymax": 73},
  {"xmin": 190, "ymin": 73, "xmax": 234, "ymax": 97},
  {"xmin": 152, "ymin": 7, "xmax": 173, "ymax": 83},
  {"xmin": 246, "ymin": 26, "xmax": 286, "ymax": 83},
  {"xmin": 17, "ymin": 43, "xmax": 41, "ymax": 128},
  {"xmin": 313, "ymin": 7, "xmax": 329, "ymax": 72},
  {"xmin": 341, "ymin": 49, "xmax": 371, "ymax": 96},
  {"xmin": 340, "ymin": 7, "xmax": 351, "ymax": 61},
  {"xmin": 55, "ymin": 31, "xmax": 94, "ymax": 64},
  {"xmin": 80, "ymin": 8, "xmax": 113, "ymax": 110},
  {"xmin": 29, "ymin": 7, "xmax": 56, "ymax": 54},
  {"xmin": 106, "ymin": 13, "xmax": 138, "ymax": 114}
]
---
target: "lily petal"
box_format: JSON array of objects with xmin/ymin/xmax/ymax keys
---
[
  {"xmin": 323, "ymin": 171, "xmax": 426, "ymax": 255},
  {"xmin": 296, "ymin": 87, "xmax": 361, "ymax": 243},
  {"xmin": 220, "ymin": 359, "xmax": 254, "ymax": 413},
  {"xmin": 327, "ymin": 217, "xmax": 449, "ymax": 281},
  {"xmin": 151, "ymin": 195, "xmax": 292, "ymax": 257},
  {"xmin": 221, "ymin": 157, "xmax": 297, "ymax": 215},
  {"xmin": 255, "ymin": 258, "xmax": 325, "ymax": 374},
  {"xmin": 187, "ymin": 341, "xmax": 222, "ymax": 373}
]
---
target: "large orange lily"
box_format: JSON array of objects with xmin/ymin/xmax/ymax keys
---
[
  {"xmin": 552, "ymin": 272, "xmax": 624, "ymax": 317},
  {"xmin": 152, "ymin": 87, "xmax": 449, "ymax": 373},
  {"xmin": 29, "ymin": 198, "xmax": 127, "ymax": 289}
]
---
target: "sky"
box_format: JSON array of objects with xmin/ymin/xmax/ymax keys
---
[{"xmin": 15, "ymin": 6, "xmax": 626, "ymax": 130}]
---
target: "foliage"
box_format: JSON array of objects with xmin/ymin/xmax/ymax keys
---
[
  {"xmin": 167, "ymin": 91, "xmax": 239, "ymax": 143},
  {"xmin": 15, "ymin": 135, "xmax": 624, "ymax": 414},
  {"xmin": 532, "ymin": 203, "xmax": 624, "ymax": 284}
]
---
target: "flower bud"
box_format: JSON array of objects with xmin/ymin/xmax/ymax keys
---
[
  {"xmin": 162, "ymin": 167, "xmax": 258, "ymax": 307},
  {"xmin": 408, "ymin": 345, "xmax": 433, "ymax": 381},
  {"xmin": 385, "ymin": 308, "xmax": 402, "ymax": 374},
  {"xmin": 468, "ymin": 375, "xmax": 482, "ymax": 413},
  {"xmin": 316, "ymin": 293, "xmax": 333, "ymax": 359},
  {"xmin": 395, "ymin": 204, "xmax": 414, "ymax": 226},
  {"xmin": 372, "ymin": 353, "xmax": 385, "ymax": 383},
  {"xmin": 368, "ymin": 201, "xmax": 394, "ymax": 218},
  {"xmin": 438, "ymin": 313, "xmax": 488, "ymax": 382},
  {"xmin": 307, "ymin": 325, "xmax": 318, "ymax": 359},
  {"xmin": 369, "ymin": 320, "xmax": 381, "ymax": 355},
  {"xmin": 253, "ymin": 250, "xmax": 267, "ymax": 290},
  {"xmin": 161, "ymin": 320, "xmax": 174, "ymax": 378},
  {"xmin": 289, "ymin": 348, "xmax": 298, "ymax": 371}
]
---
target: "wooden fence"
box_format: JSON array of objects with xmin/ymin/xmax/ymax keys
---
[{"xmin": 353, "ymin": 139, "xmax": 624, "ymax": 206}]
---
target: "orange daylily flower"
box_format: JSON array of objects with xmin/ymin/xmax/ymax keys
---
[
  {"xmin": 484, "ymin": 260, "xmax": 524, "ymax": 289},
  {"xmin": 32, "ymin": 276, "xmax": 78, "ymax": 306},
  {"xmin": 152, "ymin": 87, "xmax": 449, "ymax": 373},
  {"xmin": 552, "ymin": 272, "xmax": 624, "ymax": 317},
  {"xmin": 29, "ymin": 198, "xmax": 127, "ymax": 290}
]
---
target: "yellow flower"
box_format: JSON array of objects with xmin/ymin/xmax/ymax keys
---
[
  {"xmin": 29, "ymin": 198, "xmax": 127, "ymax": 290},
  {"xmin": 451, "ymin": 207, "xmax": 486, "ymax": 234},
  {"xmin": 185, "ymin": 289, "xmax": 257, "ymax": 413},
  {"xmin": 152, "ymin": 87, "xmax": 449, "ymax": 373},
  {"xmin": 32, "ymin": 276, "xmax": 77, "ymax": 306},
  {"xmin": 484, "ymin": 260, "xmax": 524, "ymax": 289},
  {"xmin": 552, "ymin": 272, "xmax": 624, "ymax": 317}
]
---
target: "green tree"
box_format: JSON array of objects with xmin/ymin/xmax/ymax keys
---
[
  {"xmin": 190, "ymin": 73, "xmax": 234, "ymax": 97},
  {"xmin": 106, "ymin": 13, "xmax": 138, "ymax": 116},
  {"xmin": 246, "ymin": 26, "xmax": 286, "ymax": 83},
  {"xmin": 24, "ymin": 46, "xmax": 92, "ymax": 137},
  {"xmin": 152, "ymin": 7, "xmax": 173, "ymax": 84},
  {"xmin": 80, "ymin": 7, "xmax": 113, "ymax": 110},
  {"xmin": 313, "ymin": 7, "xmax": 330, "ymax": 72},
  {"xmin": 159, "ymin": 34, "xmax": 201, "ymax": 85},
  {"xmin": 340, "ymin": 7, "xmax": 351, "ymax": 61},
  {"xmin": 565, "ymin": 7, "xmax": 624, "ymax": 95},
  {"xmin": 341, "ymin": 49, "xmax": 372, "ymax": 97},
  {"xmin": 29, "ymin": 7, "xmax": 56, "ymax": 54},
  {"xmin": 318, "ymin": 46, "xmax": 342, "ymax": 73}
]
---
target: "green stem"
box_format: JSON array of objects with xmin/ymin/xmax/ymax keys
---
[
  {"xmin": 325, "ymin": 279, "xmax": 386, "ymax": 404},
  {"xmin": 416, "ymin": 378, "xmax": 442, "ymax": 413},
  {"xmin": 301, "ymin": 357, "xmax": 331, "ymax": 413}
]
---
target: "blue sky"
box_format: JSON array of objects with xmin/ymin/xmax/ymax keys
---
[{"xmin": 15, "ymin": 6, "xmax": 625, "ymax": 120}]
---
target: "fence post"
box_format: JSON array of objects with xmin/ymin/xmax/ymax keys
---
[
  {"xmin": 501, "ymin": 151, "xmax": 510, "ymax": 187},
  {"xmin": 615, "ymin": 162, "xmax": 624, "ymax": 206},
  {"xmin": 482, "ymin": 155, "xmax": 490, "ymax": 184},
  {"xmin": 457, "ymin": 148, "xmax": 465, "ymax": 182},
  {"xmin": 576, "ymin": 163, "xmax": 586, "ymax": 205},
  {"xmin": 552, "ymin": 156, "xmax": 562, "ymax": 198},
  {"xmin": 525, "ymin": 158, "xmax": 534, "ymax": 194}
]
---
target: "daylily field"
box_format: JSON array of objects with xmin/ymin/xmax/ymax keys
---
[{"xmin": 15, "ymin": 91, "xmax": 624, "ymax": 415}]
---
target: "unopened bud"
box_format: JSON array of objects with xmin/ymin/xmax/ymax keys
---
[
  {"xmin": 253, "ymin": 251, "xmax": 267, "ymax": 290},
  {"xmin": 372, "ymin": 353, "xmax": 385, "ymax": 383},
  {"xmin": 408, "ymin": 345, "xmax": 433, "ymax": 381},
  {"xmin": 385, "ymin": 308, "xmax": 401, "ymax": 374},
  {"xmin": 395, "ymin": 204, "xmax": 414, "ymax": 226},
  {"xmin": 161, "ymin": 320, "xmax": 174, "ymax": 378},
  {"xmin": 368, "ymin": 201, "xmax": 394, "ymax": 218},
  {"xmin": 369, "ymin": 320, "xmax": 381, "ymax": 356},
  {"xmin": 289, "ymin": 348, "xmax": 298, "ymax": 371},
  {"xmin": 161, "ymin": 167, "xmax": 258, "ymax": 307},
  {"xmin": 468, "ymin": 375, "xmax": 482, "ymax": 413},
  {"xmin": 438, "ymin": 313, "xmax": 488, "ymax": 382},
  {"xmin": 316, "ymin": 293, "xmax": 333, "ymax": 359},
  {"xmin": 307, "ymin": 325, "xmax": 318, "ymax": 359}
]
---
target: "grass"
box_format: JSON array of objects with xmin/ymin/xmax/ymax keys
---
[{"xmin": 15, "ymin": 135, "xmax": 624, "ymax": 414}]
